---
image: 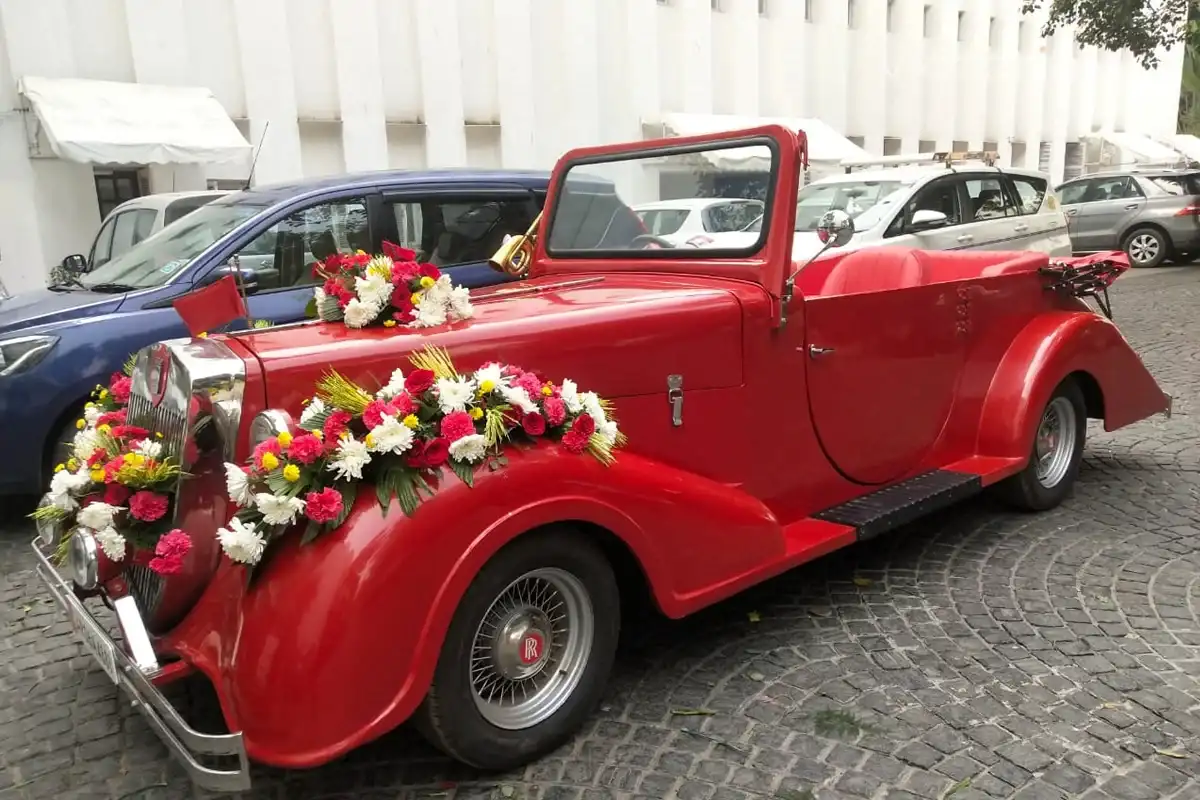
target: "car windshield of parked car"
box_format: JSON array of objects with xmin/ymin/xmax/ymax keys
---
[
  {"xmin": 546, "ymin": 140, "xmax": 775, "ymax": 255},
  {"xmin": 79, "ymin": 199, "xmax": 272, "ymax": 291},
  {"xmin": 793, "ymin": 180, "xmax": 906, "ymax": 231}
]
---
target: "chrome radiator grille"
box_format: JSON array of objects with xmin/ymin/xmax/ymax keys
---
[
  {"xmin": 126, "ymin": 564, "xmax": 165, "ymax": 617},
  {"xmin": 126, "ymin": 392, "xmax": 190, "ymax": 464}
]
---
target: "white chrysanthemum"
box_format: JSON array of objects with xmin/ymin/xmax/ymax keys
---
[
  {"xmin": 83, "ymin": 405, "xmax": 102, "ymax": 425},
  {"xmin": 473, "ymin": 363, "xmax": 507, "ymax": 393},
  {"xmin": 254, "ymin": 492, "xmax": 306, "ymax": 527},
  {"xmin": 298, "ymin": 397, "xmax": 326, "ymax": 429},
  {"xmin": 448, "ymin": 433, "xmax": 488, "ymax": 464},
  {"xmin": 411, "ymin": 296, "xmax": 449, "ymax": 328},
  {"xmin": 366, "ymin": 254, "xmax": 394, "ymax": 275},
  {"xmin": 560, "ymin": 379, "xmax": 583, "ymax": 414},
  {"xmin": 435, "ymin": 376, "xmax": 477, "ymax": 414},
  {"xmin": 224, "ymin": 462, "xmax": 255, "ymax": 507},
  {"xmin": 595, "ymin": 418, "xmax": 619, "ymax": 447},
  {"xmin": 94, "ymin": 527, "xmax": 127, "ymax": 561},
  {"xmin": 499, "ymin": 384, "xmax": 539, "ymax": 415},
  {"xmin": 326, "ymin": 436, "xmax": 372, "ymax": 481},
  {"xmin": 448, "ymin": 285, "xmax": 474, "ymax": 320},
  {"xmin": 581, "ymin": 392, "xmax": 606, "ymax": 424},
  {"xmin": 72, "ymin": 428, "xmax": 102, "ymax": 463},
  {"xmin": 133, "ymin": 438, "xmax": 163, "ymax": 460},
  {"xmin": 367, "ymin": 415, "xmax": 415, "ymax": 455},
  {"xmin": 376, "ymin": 368, "xmax": 407, "ymax": 400},
  {"xmin": 355, "ymin": 271, "xmax": 394, "ymax": 309},
  {"xmin": 77, "ymin": 502, "xmax": 123, "ymax": 532},
  {"xmin": 217, "ymin": 517, "xmax": 265, "ymax": 565},
  {"xmin": 343, "ymin": 297, "xmax": 380, "ymax": 329},
  {"xmin": 424, "ymin": 274, "xmax": 454, "ymax": 305}
]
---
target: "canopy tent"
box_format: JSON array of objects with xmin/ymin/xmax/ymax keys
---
[
  {"xmin": 1081, "ymin": 131, "xmax": 1189, "ymax": 172},
  {"xmin": 18, "ymin": 76, "xmax": 251, "ymax": 166},
  {"xmin": 1154, "ymin": 134, "xmax": 1200, "ymax": 165}
]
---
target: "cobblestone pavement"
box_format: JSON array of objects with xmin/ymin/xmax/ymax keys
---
[{"xmin": 3, "ymin": 267, "xmax": 1200, "ymax": 800}]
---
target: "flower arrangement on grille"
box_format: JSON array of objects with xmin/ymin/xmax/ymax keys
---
[
  {"xmin": 310, "ymin": 241, "xmax": 475, "ymax": 330},
  {"xmin": 218, "ymin": 345, "xmax": 624, "ymax": 569}
]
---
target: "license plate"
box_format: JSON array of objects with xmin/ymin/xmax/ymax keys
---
[{"xmin": 68, "ymin": 606, "xmax": 119, "ymax": 685}]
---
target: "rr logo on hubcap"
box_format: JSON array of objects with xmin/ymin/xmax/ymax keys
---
[{"xmin": 519, "ymin": 632, "xmax": 545, "ymax": 665}]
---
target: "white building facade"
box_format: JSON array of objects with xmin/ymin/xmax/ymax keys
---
[{"xmin": 0, "ymin": 0, "xmax": 1186, "ymax": 293}]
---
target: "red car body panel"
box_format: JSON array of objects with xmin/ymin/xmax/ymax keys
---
[{"xmin": 141, "ymin": 125, "xmax": 1167, "ymax": 770}]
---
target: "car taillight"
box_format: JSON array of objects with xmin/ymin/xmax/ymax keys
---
[{"xmin": 1175, "ymin": 205, "xmax": 1200, "ymax": 217}]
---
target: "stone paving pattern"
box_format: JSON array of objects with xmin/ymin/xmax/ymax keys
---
[{"xmin": 3, "ymin": 268, "xmax": 1200, "ymax": 799}]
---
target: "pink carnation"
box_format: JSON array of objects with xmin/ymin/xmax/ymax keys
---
[
  {"xmin": 543, "ymin": 396, "xmax": 567, "ymax": 426},
  {"xmin": 109, "ymin": 374, "xmax": 132, "ymax": 404},
  {"xmin": 304, "ymin": 487, "xmax": 345, "ymax": 524},
  {"xmin": 129, "ymin": 491, "xmax": 169, "ymax": 522},
  {"xmin": 287, "ymin": 434, "xmax": 324, "ymax": 465},
  {"xmin": 323, "ymin": 410, "xmax": 353, "ymax": 443},
  {"xmin": 514, "ymin": 372, "xmax": 543, "ymax": 398},
  {"xmin": 440, "ymin": 411, "xmax": 476, "ymax": 442},
  {"xmin": 362, "ymin": 399, "xmax": 397, "ymax": 429},
  {"xmin": 253, "ymin": 438, "xmax": 282, "ymax": 470},
  {"xmin": 148, "ymin": 530, "xmax": 192, "ymax": 576}
]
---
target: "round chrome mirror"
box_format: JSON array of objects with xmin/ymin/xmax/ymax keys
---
[{"xmin": 816, "ymin": 209, "xmax": 855, "ymax": 247}]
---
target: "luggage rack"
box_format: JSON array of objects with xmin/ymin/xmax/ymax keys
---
[{"xmin": 1039, "ymin": 253, "xmax": 1128, "ymax": 320}]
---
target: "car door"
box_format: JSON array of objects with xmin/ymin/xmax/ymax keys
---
[
  {"xmin": 376, "ymin": 188, "xmax": 540, "ymax": 289},
  {"xmin": 881, "ymin": 174, "xmax": 970, "ymax": 251},
  {"xmin": 1003, "ymin": 173, "xmax": 1070, "ymax": 256},
  {"xmin": 1062, "ymin": 176, "xmax": 1146, "ymax": 252},
  {"xmin": 954, "ymin": 172, "xmax": 1027, "ymax": 251}
]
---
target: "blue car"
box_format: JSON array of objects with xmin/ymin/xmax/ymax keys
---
[{"xmin": 0, "ymin": 168, "xmax": 566, "ymax": 495}]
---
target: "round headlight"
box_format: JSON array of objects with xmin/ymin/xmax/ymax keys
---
[
  {"xmin": 34, "ymin": 495, "xmax": 65, "ymax": 548},
  {"xmin": 68, "ymin": 529, "xmax": 99, "ymax": 590},
  {"xmin": 249, "ymin": 409, "xmax": 294, "ymax": 451}
]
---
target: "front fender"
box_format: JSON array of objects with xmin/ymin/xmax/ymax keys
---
[
  {"xmin": 179, "ymin": 442, "xmax": 781, "ymax": 769},
  {"xmin": 976, "ymin": 310, "xmax": 1168, "ymax": 461}
]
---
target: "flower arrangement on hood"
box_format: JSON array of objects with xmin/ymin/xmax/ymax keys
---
[
  {"xmin": 32, "ymin": 358, "xmax": 191, "ymax": 574},
  {"xmin": 219, "ymin": 345, "xmax": 624, "ymax": 570},
  {"xmin": 310, "ymin": 241, "xmax": 474, "ymax": 330}
]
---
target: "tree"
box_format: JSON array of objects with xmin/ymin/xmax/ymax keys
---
[{"xmin": 1021, "ymin": 0, "xmax": 1194, "ymax": 69}]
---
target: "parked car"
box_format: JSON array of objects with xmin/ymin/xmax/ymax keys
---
[
  {"xmin": 31, "ymin": 125, "xmax": 1170, "ymax": 791},
  {"xmin": 1055, "ymin": 169, "xmax": 1200, "ymax": 267},
  {"xmin": 632, "ymin": 197, "xmax": 764, "ymax": 246},
  {"xmin": 0, "ymin": 169, "xmax": 579, "ymax": 495},
  {"xmin": 56, "ymin": 191, "xmax": 228, "ymax": 281},
  {"xmin": 706, "ymin": 157, "xmax": 1072, "ymax": 261}
]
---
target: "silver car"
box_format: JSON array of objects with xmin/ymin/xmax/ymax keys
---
[{"xmin": 1056, "ymin": 169, "xmax": 1200, "ymax": 267}]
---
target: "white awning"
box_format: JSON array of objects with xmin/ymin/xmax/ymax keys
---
[
  {"xmin": 18, "ymin": 76, "xmax": 251, "ymax": 166},
  {"xmin": 644, "ymin": 113, "xmax": 870, "ymax": 170},
  {"xmin": 1084, "ymin": 131, "xmax": 1187, "ymax": 168},
  {"xmin": 1155, "ymin": 134, "xmax": 1200, "ymax": 163}
]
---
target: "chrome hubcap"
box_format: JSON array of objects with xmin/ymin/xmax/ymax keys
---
[
  {"xmin": 470, "ymin": 567, "xmax": 593, "ymax": 730},
  {"xmin": 1128, "ymin": 234, "xmax": 1160, "ymax": 264},
  {"xmin": 1034, "ymin": 396, "xmax": 1077, "ymax": 488}
]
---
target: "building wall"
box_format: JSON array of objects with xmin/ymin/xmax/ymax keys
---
[{"xmin": 0, "ymin": 0, "xmax": 1187, "ymax": 292}]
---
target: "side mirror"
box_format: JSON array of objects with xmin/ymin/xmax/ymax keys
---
[
  {"xmin": 61, "ymin": 254, "xmax": 88, "ymax": 274},
  {"xmin": 815, "ymin": 209, "xmax": 855, "ymax": 248},
  {"xmin": 202, "ymin": 261, "xmax": 260, "ymax": 295},
  {"xmin": 909, "ymin": 208, "xmax": 950, "ymax": 232}
]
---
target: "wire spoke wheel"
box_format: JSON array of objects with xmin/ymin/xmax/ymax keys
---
[
  {"xmin": 469, "ymin": 567, "xmax": 594, "ymax": 730},
  {"xmin": 1034, "ymin": 395, "xmax": 1077, "ymax": 489}
]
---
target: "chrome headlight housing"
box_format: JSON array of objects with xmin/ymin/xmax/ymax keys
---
[
  {"xmin": 249, "ymin": 409, "xmax": 294, "ymax": 451},
  {"xmin": 68, "ymin": 529, "xmax": 99, "ymax": 590},
  {"xmin": 34, "ymin": 495, "xmax": 66, "ymax": 548},
  {"xmin": 0, "ymin": 334, "xmax": 58, "ymax": 377}
]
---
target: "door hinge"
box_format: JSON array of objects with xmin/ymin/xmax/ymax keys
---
[{"xmin": 667, "ymin": 374, "xmax": 683, "ymax": 427}]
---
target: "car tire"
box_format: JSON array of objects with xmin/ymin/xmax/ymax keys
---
[
  {"xmin": 45, "ymin": 414, "xmax": 82, "ymax": 488},
  {"xmin": 1122, "ymin": 227, "xmax": 1169, "ymax": 268},
  {"xmin": 992, "ymin": 379, "xmax": 1087, "ymax": 512},
  {"xmin": 413, "ymin": 527, "xmax": 620, "ymax": 770}
]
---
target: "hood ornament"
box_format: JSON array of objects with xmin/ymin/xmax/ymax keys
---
[{"xmin": 147, "ymin": 345, "xmax": 170, "ymax": 408}]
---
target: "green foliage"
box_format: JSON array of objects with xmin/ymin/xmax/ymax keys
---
[
  {"xmin": 1021, "ymin": 0, "xmax": 1193, "ymax": 69},
  {"xmin": 449, "ymin": 459, "xmax": 475, "ymax": 488}
]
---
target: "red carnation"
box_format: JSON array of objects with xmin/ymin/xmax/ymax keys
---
[
  {"xmin": 148, "ymin": 530, "xmax": 192, "ymax": 576},
  {"xmin": 515, "ymin": 372, "xmax": 542, "ymax": 398},
  {"xmin": 406, "ymin": 437, "xmax": 450, "ymax": 469},
  {"xmin": 109, "ymin": 374, "xmax": 132, "ymax": 404},
  {"xmin": 253, "ymin": 437, "xmax": 282, "ymax": 470},
  {"xmin": 561, "ymin": 414, "xmax": 595, "ymax": 454},
  {"xmin": 103, "ymin": 483, "xmax": 131, "ymax": 505},
  {"xmin": 572, "ymin": 414, "xmax": 596, "ymax": 437},
  {"xmin": 287, "ymin": 433, "xmax": 324, "ymax": 465},
  {"xmin": 97, "ymin": 410, "xmax": 126, "ymax": 426},
  {"xmin": 382, "ymin": 240, "xmax": 417, "ymax": 262},
  {"xmin": 102, "ymin": 457, "xmax": 124, "ymax": 483},
  {"xmin": 304, "ymin": 487, "xmax": 344, "ymax": 524},
  {"xmin": 522, "ymin": 412, "xmax": 546, "ymax": 436},
  {"xmin": 86, "ymin": 450, "xmax": 106, "ymax": 469},
  {"xmin": 109, "ymin": 425, "xmax": 149, "ymax": 441},
  {"xmin": 405, "ymin": 369, "xmax": 436, "ymax": 395},
  {"xmin": 129, "ymin": 491, "xmax": 169, "ymax": 522},
  {"xmin": 440, "ymin": 411, "xmax": 476, "ymax": 442},
  {"xmin": 543, "ymin": 396, "xmax": 567, "ymax": 426},
  {"xmin": 391, "ymin": 260, "xmax": 420, "ymax": 286},
  {"xmin": 417, "ymin": 263, "xmax": 441, "ymax": 281},
  {"xmin": 323, "ymin": 410, "xmax": 353, "ymax": 443},
  {"xmin": 362, "ymin": 399, "xmax": 397, "ymax": 429},
  {"xmin": 392, "ymin": 392, "xmax": 417, "ymax": 417}
]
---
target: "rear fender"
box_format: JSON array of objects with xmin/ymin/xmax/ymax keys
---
[
  {"xmin": 977, "ymin": 310, "xmax": 1168, "ymax": 462},
  {"xmin": 213, "ymin": 443, "xmax": 781, "ymax": 768}
]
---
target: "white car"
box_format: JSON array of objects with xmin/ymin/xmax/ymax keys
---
[
  {"xmin": 80, "ymin": 190, "xmax": 229, "ymax": 272},
  {"xmin": 693, "ymin": 156, "xmax": 1071, "ymax": 261},
  {"xmin": 632, "ymin": 197, "xmax": 764, "ymax": 247}
]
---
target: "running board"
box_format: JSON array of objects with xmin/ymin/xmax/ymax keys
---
[{"xmin": 813, "ymin": 469, "xmax": 982, "ymax": 541}]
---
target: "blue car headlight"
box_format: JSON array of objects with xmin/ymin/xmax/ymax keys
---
[{"xmin": 0, "ymin": 334, "xmax": 58, "ymax": 377}]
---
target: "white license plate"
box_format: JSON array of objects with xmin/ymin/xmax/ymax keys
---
[{"xmin": 69, "ymin": 608, "xmax": 119, "ymax": 685}]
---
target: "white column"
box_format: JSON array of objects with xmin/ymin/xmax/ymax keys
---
[
  {"xmin": 887, "ymin": 0, "xmax": 924, "ymax": 154},
  {"xmin": 560, "ymin": 0, "xmax": 602, "ymax": 149},
  {"xmin": 1095, "ymin": 51, "xmax": 1119, "ymax": 132},
  {"xmin": 718, "ymin": 0, "xmax": 759, "ymax": 116},
  {"xmin": 1042, "ymin": 29, "xmax": 1074, "ymax": 185},
  {"xmin": 989, "ymin": 8, "xmax": 1020, "ymax": 166},
  {"xmin": 1069, "ymin": 45, "xmax": 1098, "ymax": 140},
  {"xmin": 232, "ymin": 0, "xmax": 303, "ymax": 183},
  {"xmin": 1015, "ymin": 11, "xmax": 1047, "ymax": 170},
  {"xmin": 957, "ymin": 5, "xmax": 989, "ymax": 149},
  {"xmin": 679, "ymin": 0, "xmax": 713, "ymax": 113},
  {"xmin": 852, "ymin": 0, "xmax": 887, "ymax": 149},
  {"xmin": 329, "ymin": 0, "xmax": 388, "ymax": 172},
  {"xmin": 616, "ymin": 0, "xmax": 660, "ymax": 204},
  {"xmin": 492, "ymin": 0, "xmax": 537, "ymax": 168},
  {"xmin": 810, "ymin": 0, "xmax": 849, "ymax": 133},
  {"xmin": 414, "ymin": 0, "xmax": 467, "ymax": 166},
  {"xmin": 760, "ymin": 0, "xmax": 807, "ymax": 116},
  {"xmin": 926, "ymin": 2, "xmax": 959, "ymax": 151}
]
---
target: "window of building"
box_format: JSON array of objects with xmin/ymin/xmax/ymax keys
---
[
  {"xmin": 93, "ymin": 169, "xmax": 147, "ymax": 220},
  {"xmin": 918, "ymin": 139, "xmax": 936, "ymax": 153},
  {"xmin": 957, "ymin": 11, "xmax": 966, "ymax": 41},
  {"xmin": 953, "ymin": 140, "xmax": 969, "ymax": 152},
  {"xmin": 848, "ymin": 135, "xmax": 867, "ymax": 149},
  {"xmin": 1011, "ymin": 141, "xmax": 1028, "ymax": 167},
  {"xmin": 923, "ymin": 5, "xmax": 934, "ymax": 37},
  {"xmin": 983, "ymin": 140, "xmax": 999, "ymax": 155},
  {"xmin": 883, "ymin": 137, "xmax": 902, "ymax": 156}
]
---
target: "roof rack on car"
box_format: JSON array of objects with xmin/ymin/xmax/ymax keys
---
[{"xmin": 840, "ymin": 150, "xmax": 1000, "ymax": 173}]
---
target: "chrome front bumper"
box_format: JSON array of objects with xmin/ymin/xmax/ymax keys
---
[{"xmin": 31, "ymin": 538, "xmax": 251, "ymax": 792}]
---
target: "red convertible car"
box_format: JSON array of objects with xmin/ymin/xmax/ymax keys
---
[{"xmin": 32, "ymin": 126, "xmax": 1170, "ymax": 791}]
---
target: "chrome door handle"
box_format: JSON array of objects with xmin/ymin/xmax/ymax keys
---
[
  {"xmin": 1065, "ymin": 208, "xmax": 1078, "ymax": 216},
  {"xmin": 1124, "ymin": 204, "xmax": 1139, "ymax": 210},
  {"xmin": 1013, "ymin": 223, "xmax": 1029, "ymax": 232},
  {"xmin": 809, "ymin": 345, "xmax": 835, "ymax": 358},
  {"xmin": 956, "ymin": 234, "xmax": 974, "ymax": 244}
]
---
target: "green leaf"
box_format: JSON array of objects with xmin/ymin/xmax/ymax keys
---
[
  {"xmin": 449, "ymin": 459, "xmax": 475, "ymax": 488},
  {"xmin": 304, "ymin": 296, "xmax": 318, "ymax": 319},
  {"xmin": 375, "ymin": 475, "xmax": 392, "ymax": 518},
  {"xmin": 377, "ymin": 467, "xmax": 419, "ymax": 517},
  {"xmin": 300, "ymin": 519, "xmax": 321, "ymax": 546},
  {"xmin": 330, "ymin": 481, "xmax": 356, "ymax": 528}
]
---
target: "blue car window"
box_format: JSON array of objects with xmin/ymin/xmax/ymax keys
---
[
  {"xmin": 384, "ymin": 197, "xmax": 534, "ymax": 268},
  {"xmin": 230, "ymin": 198, "xmax": 369, "ymax": 291}
]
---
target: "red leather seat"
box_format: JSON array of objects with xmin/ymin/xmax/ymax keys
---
[{"xmin": 818, "ymin": 247, "xmax": 928, "ymax": 296}]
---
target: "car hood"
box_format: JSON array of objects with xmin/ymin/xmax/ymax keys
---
[{"xmin": 0, "ymin": 288, "xmax": 125, "ymax": 335}]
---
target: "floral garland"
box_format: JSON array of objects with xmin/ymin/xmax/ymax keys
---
[
  {"xmin": 219, "ymin": 346, "xmax": 624, "ymax": 569},
  {"xmin": 310, "ymin": 241, "xmax": 474, "ymax": 330}
]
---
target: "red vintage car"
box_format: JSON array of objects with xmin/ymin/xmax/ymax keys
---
[{"xmin": 31, "ymin": 126, "xmax": 1170, "ymax": 791}]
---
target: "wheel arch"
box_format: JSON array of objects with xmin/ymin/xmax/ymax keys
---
[{"xmin": 1121, "ymin": 221, "xmax": 1172, "ymax": 252}]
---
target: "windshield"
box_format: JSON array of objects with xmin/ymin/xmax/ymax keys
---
[
  {"xmin": 80, "ymin": 199, "xmax": 272, "ymax": 290},
  {"xmin": 793, "ymin": 180, "xmax": 906, "ymax": 231}
]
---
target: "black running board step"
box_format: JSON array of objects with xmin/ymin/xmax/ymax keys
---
[{"xmin": 813, "ymin": 469, "xmax": 982, "ymax": 541}]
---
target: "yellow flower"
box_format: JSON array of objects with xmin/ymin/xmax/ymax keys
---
[
  {"xmin": 98, "ymin": 424, "xmax": 111, "ymax": 435},
  {"xmin": 312, "ymin": 429, "xmax": 323, "ymax": 440},
  {"xmin": 277, "ymin": 431, "xmax": 293, "ymax": 448},
  {"xmin": 479, "ymin": 379, "xmax": 495, "ymax": 394},
  {"xmin": 261, "ymin": 452, "xmax": 279, "ymax": 471},
  {"xmin": 356, "ymin": 249, "xmax": 366, "ymax": 256},
  {"xmin": 541, "ymin": 384, "xmax": 553, "ymax": 396},
  {"xmin": 75, "ymin": 419, "xmax": 85, "ymax": 430},
  {"xmin": 402, "ymin": 414, "xmax": 419, "ymax": 429},
  {"xmin": 90, "ymin": 468, "xmax": 105, "ymax": 483},
  {"xmin": 339, "ymin": 431, "xmax": 350, "ymax": 441},
  {"xmin": 155, "ymin": 432, "xmax": 163, "ymax": 438},
  {"xmin": 410, "ymin": 293, "xmax": 422, "ymax": 306},
  {"xmin": 85, "ymin": 402, "xmax": 96, "ymax": 409},
  {"xmin": 197, "ymin": 332, "xmax": 208, "ymax": 339},
  {"xmin": 301, "ymin": 397, "xmax": 310, "ymax": 406},
  {"xmin": 66, "ymin": 458, "xmax": 78, "ymax": 472},
  {"xmin": 364, "ymin": 432, "xmax": 375, "ymax": 448},
  {"xmin": 98, "ymin": 389, "xmax": 109, "ymax": 400},
  {"xmin": 123, "ymin": 453, "xmax": 136, "ymax": 464},
  {"xmin": 419, "ymin": 276, "xmax": 435, "ymax": 290},
  {"xmin": 282, "ymin": 464, "xmax": 301, "ymax": 482},
  {"xmin": 383, "ymin": 319, "xmax": 397, "ymax": 328},
  {"xmin": 469, "ymin": 407, "xmax": 484, "ymax": 420},
  {"xmin": 53, "ymin": 463, "xmax": 64, "ymax": 473}
]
